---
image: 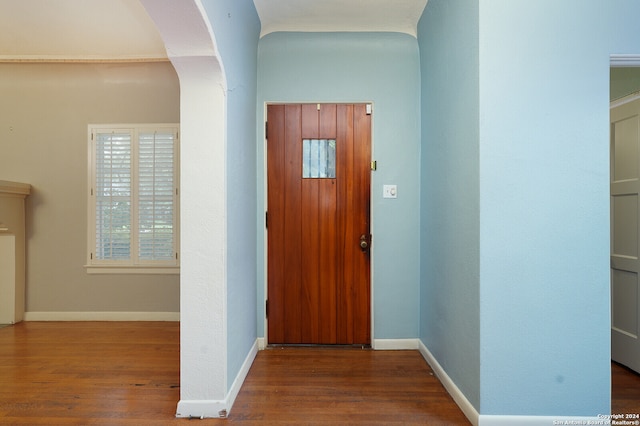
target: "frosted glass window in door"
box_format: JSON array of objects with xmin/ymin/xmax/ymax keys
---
[{"xmin": 302, "ymin": 139, "xmax": 336, "ymax": 178}]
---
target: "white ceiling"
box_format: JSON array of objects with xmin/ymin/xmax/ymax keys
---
[
  {"xmin": 0, "ymin": 0, "xmax": 427, "ymax": 61},
  {"xmin": 0, "ymin": 0, "xmax": 167, "ymax": 61},
  {"xmin": 253, "ymin": 0, "xmax": 428, "ymax": 38}
]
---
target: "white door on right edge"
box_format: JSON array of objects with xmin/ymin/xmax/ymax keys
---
[{"xmin": 611, "ymin": 95, "xmax": 640, "ymax": 374}]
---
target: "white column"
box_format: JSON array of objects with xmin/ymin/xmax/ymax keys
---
[{"xmin": 139, "ymin": 0, "xmax": 229, "ymax": 418}]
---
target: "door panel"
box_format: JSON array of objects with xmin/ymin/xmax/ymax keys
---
[
  {"xmin": 611, "ymin": 97, "xmax": 640, "ymax": 373},
  {"xmin": 267, "ymin": 103, "xmax": 371, "ymax": 345},
  {"xmin": 352, "ymin": 105, "xmax": 372, "ymax": 344},
  {"xmin": 283, "ymin": 105, "xmax": 303, "ymax": 344},
  {"xmin": 336, "ymin": 104, "xmax": 355, "ymax": 343}
]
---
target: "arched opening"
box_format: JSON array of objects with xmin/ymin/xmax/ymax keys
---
[{"xmin": 139, "ymin": 0, "xmax": 230, "ymax": 418}]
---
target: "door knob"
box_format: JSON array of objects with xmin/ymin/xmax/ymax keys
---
[{"xmin": 360, "ymin": 234, "xmax": 369, "ymax": 251}]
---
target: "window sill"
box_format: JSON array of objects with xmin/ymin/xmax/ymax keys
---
[{"xmin": 85, "ymin": 265, "xmax": 179, "ymax": 275}]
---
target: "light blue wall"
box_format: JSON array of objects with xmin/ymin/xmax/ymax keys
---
[
  {"xmin": 198, "ymin": 0, "xmax": 640, "ymax": 416},
  {"xmin": 256, "ymin": 32, "xmax": 422, "ymax": 340},
  {"xmin": 199, "ymin": 0, "xmax": 260, "ymax": 391},
  {"xmin": 419, "ymin": 0, "xmax": 640, "ymax": 417},
  {"xmin": 476, "ymin": 0, "xmax": 638, "ymax": 416},
  {"xmin": 418, "ymin": 0, "xmax": 481, "ymax": 410}
]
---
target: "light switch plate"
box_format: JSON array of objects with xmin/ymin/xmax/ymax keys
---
[{"xmin": 383, "ymin": 185, "xmax": 397, "ymax": 199}]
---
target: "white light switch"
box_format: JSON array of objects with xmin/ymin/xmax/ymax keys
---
[{"xmin": 383, "ymin": 185, "xmax": 397, "ymax": 199}]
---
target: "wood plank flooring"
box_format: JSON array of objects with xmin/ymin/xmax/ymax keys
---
[
  {"xmin": 0, "ymin": 322, "xmax": 181, "ymax": 425},
  {"xmin": 613, "ymin": 361, "xmax": 640, "ymax": 415},
  {"xmin": 0, "ymin": 322, "xmax": 468, "ymax": 425},
  {"xmin": 0, "ymin": 322, "xmax": 638, "ymax": 424},
  {"xmin": 231, "ymin": 347, "xmax": 470, "ymax": 425}
]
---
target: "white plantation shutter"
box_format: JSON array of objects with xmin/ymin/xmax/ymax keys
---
[
  {"xmin": 138, "ymin": 131, "xmax": 176, "ymax": 261},
  {"xmin": 89, "ymin": 125, "xmax": 179, "ymax": 270},
  {"xmin": 95, "ymin": 131, "xmax": 132, "ymax": 260}
]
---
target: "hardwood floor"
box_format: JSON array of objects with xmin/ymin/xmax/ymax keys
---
[
  {"xmin": 0, "ymin": 322, "xmax": 468, "ymax": 425},
  {"xmin": 612, "ymin": 361, "xmax": 640, "ymax": 415},
  {"xmin": 1, "ymin": 322, "xmax": 638, "ymax": 424},
  {"xmin": 230, "ymin": 347, "xmax": 470, "ymax": 425},
  {"xmin": 0, "ymin": 322, "xmax": 181, "ymax": 425}
]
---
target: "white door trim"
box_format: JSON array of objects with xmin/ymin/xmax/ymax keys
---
[{"xmin": 611, "ymin": 54, "xmax": 640, "ymax": 67}]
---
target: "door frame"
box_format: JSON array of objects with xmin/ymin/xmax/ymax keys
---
[
  {"xmin": 261, "ymin": 101, "xmax": 375, "ymax": 346},
  {"xmin": 609, "ymin": 91, "xmax": 640, "ymax": 373},
  {"xmin": 609, "ymin": 55, "xmax": 640, "ymax": 392}
]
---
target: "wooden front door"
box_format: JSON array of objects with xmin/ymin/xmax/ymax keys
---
[{"xmin": 267, "ymin": 103, "xmax": 371, "ymax": 345}]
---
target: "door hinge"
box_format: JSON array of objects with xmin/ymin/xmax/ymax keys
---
[
  {"xmin": 265, "ymin": 211, "xmax": 268, "ymax": 229},
  {"xmin": 366, "ymin": 103, "xmax": 372, "ymax": 115},
  {"xmin": 265, "ymin": 300, "xmax": 269, "ymax": 318},
  {"xmin": 265, "ymin": 122, "xmax": 268, "ymax": 139},
  {"xmin": 371, "ymin": 160, "xmax": 377, "ymax": 171}
]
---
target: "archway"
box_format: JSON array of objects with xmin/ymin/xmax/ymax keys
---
[{"xmin": 139, "ymin": 0, "xmax": 230, "ymax": 418}]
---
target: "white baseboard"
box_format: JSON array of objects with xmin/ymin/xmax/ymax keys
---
[
  {"xmin": 417, "ymin": 341, "xmax": 606, "ymax": 426},
  {"xmin": 478, "ymin": 415, "xmax": 602, "ymax": 426},
  {"xmin": 418, "ymin": 340, "xmax": 480, "ymax": 426},
  {"xmin": 226, "ymin": 340, "xmax": 259, "ymax": 415},
  {"xmin": 257, "ymin": 337, "xmax": 266, "ymax": 350},
  {"xmin": 373, "ymin": 338, "xmax": 419, "ymax": 350},
  {"xmin": 176, "ymin": 339, "xmax": 259, "ymax": 419},
  {"xmin": 176, "ymin": 399, "xmax": 229, "ymax": 419},
  {"xmin": 23, "ymin": 311, "xmax": 180, "ymax": 321}
]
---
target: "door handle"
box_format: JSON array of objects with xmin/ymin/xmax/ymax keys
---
[{"xmin": 360, "ymin": 234, "xmax": 369, "ymax": 252}]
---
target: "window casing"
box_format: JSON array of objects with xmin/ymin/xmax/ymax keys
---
[{"xmin": 87, "ymin": 124, "xmax": 179, "ymax": 273}]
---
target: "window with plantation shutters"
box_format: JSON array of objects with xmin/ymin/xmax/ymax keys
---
[{"xmin": 87, "ymin": 124, "xmax": 179, "ymax": 273}]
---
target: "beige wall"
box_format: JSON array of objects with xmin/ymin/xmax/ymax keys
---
[{"xmin": 0, "ymin": 62, "xmax": 180, "ymax": 317}]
